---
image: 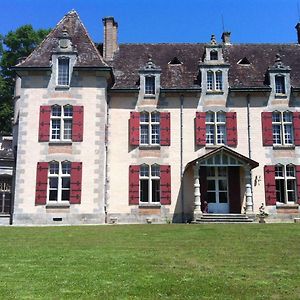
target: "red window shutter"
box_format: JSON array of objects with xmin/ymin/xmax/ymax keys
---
[
  {"xmin": 261, "ymin": 112, "xmax": 273, "ymax": 146},
  {"xmin": 160, "ymin": 165, "xmax": 171, "ymax": 205},
  {"xmin": 160, "ymin": 112, "xmax": 171, "ymax": 146},
  {"xmin": 296, "ymin": 166, "xmax": 300, "ymax": 204},
  {"xmin": 38, "ymin": 106, "xmax": 51, "ymax": 142},
  {"xmin": 293, "ymin": 112, "xmax": 300, "ymax": 146},
  {"xmin": 129, "ymin": 165, "xmax": 139, "ymax": 205},
  {"xmin": 195, "ymin": 112, "xmax": 206, "ymax": 146},
  {"xmin": 264, "ymin": 165, "xmax": 276, "ymax": 206},
  {"xmin": 226, "ymin": 112, "xmax": 238, "ymax": 147},
  {"xmin": 35, "ymin": 162, "xmax": 48, "ymax": 205},
  {"xmin": 72, "ymin": 106, "xmax": 84, "ymax": 142},
  {"xmin": 70, "ymin": 162, "xmax": 82, "ymax": 204},
  {"xmin": 129, "ymin": 112, "xmax": 140, "ymax": 146}
]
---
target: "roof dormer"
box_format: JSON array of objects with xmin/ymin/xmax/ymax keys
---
[{"xmin": 203, "ymin": 34, "xmax": 224, "ymax": 63}]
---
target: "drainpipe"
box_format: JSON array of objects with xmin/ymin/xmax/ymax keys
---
[
  {"xmin": 246, "ymin": 94, "xmax": 254, "ymax": 211},
  {"xmin": 104, "ymin": 94, "xmax": 110, "ymax": 223},
  {"xmin": 180, "ymin": 94, "xmax": 184, "ymax": 222}
]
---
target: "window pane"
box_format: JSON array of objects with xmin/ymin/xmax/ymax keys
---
[
  {"xmin": 140, "ymin": 165, "xmax": 149, "ymax": 177},
  {"xmin": 283, "ymin": 112, "xmax": 292, "ymax": 122},
  {"xmin": 49, "ymin": 190, "xmax": 58, "ymax": 201},
  {"xmin": 152, "ymin": 179, "xmax": 160, "ymax": 202},
  {"xmin": 275, "ymin": 179, "xmax": 285, "ymax": 203},
  {"xmin": 219, "ymin": 192, "xmax": 228, "ymax": 203},
  {"xmin": 210, "ymin": 51, "xmax": 218, "ymax": 60},
  {"xmin": 50, "ymin": 162, "xmax": 59, "ymax": 174},
  {"xmin": 219, "ymin": 180, "xmax": 227, "ymax": 191},
  {"xmin": 206, "ymin": 167, "xmax": 215, "ymax": 177},
  {"xmin": 206, "ymin": 112, "xmax": 215, "ymax": 122},
  {"xmin": 145, "ymin": 77, "xmax": 155, "ymax": 94},
  {"xmin": 62, "ymin": 162, "xmax": 71, "ymax": 174},
  {"xmin": 287, "ymin": 191, "xmax": 296, "ymax": 202},
  {"xmin": 284, "ymin": 124, "xmax": 293, "ymax": 144},
  {"xmin": 64, "ymin": 106, "xmax": 73, "ymax": 117},
  {"xmin": 140, "ymin": 179, "xmax": 149, "ymax": 202},
  {"xmin": 272, "ymin": 112, "xmax": 281, "ymax": 122},
  {"xmin": 217, "ymin": 125, "xmax": 226, "ymax": 144},
  {"xmin": 218, "ymin": 167, "xmax": 227, "ymax": 177},
  {"xmin": 61, "ymin": 190, "xmax": 70, "ymax": 201},
  {"xmin": 151, "ymin": 165, "xmax": 160, "ymax": 177},
  {"xmin": 217, "ymin": 112, "xmax": 225, "ymax": 122},
  {"xmin": 215, "ymin": 71, "xmax": 223, "ymax": 90},
  {"xmin": 286, "ymin": 165, "xmax": 295, "ymax": 177},
  {"xmin": 64, "ymin": 119, "xmax": 72, "ymax": 140},
  {"xmin": 272, "ymin": 124, "xmax": 282, "ymax": 144},
  {"xmin": 275, "ymin": 165, "xmax": 283, "ymax": 177},
  {"xmin": 207, "ymin": 180, "xmax": 215, "ymax": 190},
  {"xmin": 51, "ymin": 119, "xmax": 61, "ymax": 140},
  {"xmin": 52, "ymin": 106, "xmax": 61, "ymax": 117},
  {"xmin": 140, "ymin": 125, "xmax": 149, "ymax": 144},
  {"xmin": 206, "ymin": 125, "xmax": 214, "ymax": 144},
  {"xmin": 49, "ymin": 177, "xmax": 58, "ymax": 188},
  {"xmin": 58, "ymin": 58, "xmax": 69, "ymax": 86},
  {"xmin": 140, "ymin": 112, "xmax": 149, "ymax": 123},
  {"xmin": 151, "ymin": 112, "xmax": 160, "ymax": 123},
  {"xmin": 275, "ymin": 76, "xmax": 285, "ymax": 94},
  {"xmin": 207, "ymin": 72, "xmax": 214, "ymax": 90},
  {"xmin": 151, "ymin": 124, "xmax": 160, "ymax": 144},
  {"xmin": 62, "ymin": 177, "xmax": 70, "ymax": 189},
  {"xmin": 207, "ymin": 192, "xmax": 216, "ymax": 203}
]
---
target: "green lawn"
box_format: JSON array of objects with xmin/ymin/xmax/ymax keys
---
[{"xmin": 0, "ymin": 224, "xmax": 299, "ymax": 299}]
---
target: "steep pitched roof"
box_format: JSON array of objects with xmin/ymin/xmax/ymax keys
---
[
  {"xmin": 109, "ymin": 43, "xmax": 300, "ymax": 89},
  {"xmin": 17, "ymin": 10, "xmax": 108, "ymax": 68}
]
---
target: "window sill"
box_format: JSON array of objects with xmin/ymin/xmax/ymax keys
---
[
  {"xmin": 46, "ymin": 202, "xmax": 70, "ymax": 208},
  {"xmin": 143, "ymin": 94, "xmax": 156, "ymax": 99},
  {"xmin": 139, "ymin": 145, "xmax": 161, "ymax": 150},
  {"xmin": 272, "ymin": 145, "xmax": 295, "ymax": 150},
  {"xmin": 206, "ymin": 91, "xmax": 224, "ymax": 95},
  {"xmin": 139, "ymin": 203, "xmax": 161, "ymax": 208},
  {"xmin": 274, "ymin": 94, "xmax": 287, "ymax": 99},
  {"xmin": 49, "ymin": 141, "xmax": 72, "ymax": 146},
  {"xmin": 205, "ymin": 144, "xmax": 224, "ymax": 149},
  {"xmin": 276, "ymin": 203, "xmax": 299, "ymax": 209},
  {"xmin": 55, "ymin": 85, "xmax": 70, "ymax": 90}
]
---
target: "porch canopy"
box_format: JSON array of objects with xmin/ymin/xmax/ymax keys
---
[{"xmin": 186, "ymin": 146, "xmax": 259, "ymax": 214}]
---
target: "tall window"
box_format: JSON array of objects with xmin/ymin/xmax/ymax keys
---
[
  {"xmin": 206, "ymin": 70, "xmax": 223, "ymax": 91},
  {"xmin": 275, "ymin": 75, "xmax": 285, "ymax": 94},
  {"xmin": 51, "ymin": 105, "xmax": 73, "ymax": 141},
  {"xmin": 140, "ymin": 111, "xmax": 160, "ymax": 145},
  {"xmin": 140, "ymin": 164, "xmax": 160, "ymax": 203},
  {"xmin": 275, "ymin": 164, "xmax": 296, "ymax": 203},
  {"xmin": 272, "ymin": 111, "xmax": 293, "ymax": 145},
  {"xmin": 48, "ymin": 161, "xmax": 71, "ymax": 202},
  {"xmin": 145, "ymin": 76, "xmax": 155, "ymax": 95},
  {"xmin": 57, "ymin": 57, "xmax": 70, "ymax": 86},
  {"xmin": 206, "ymin": 111, "xmax": 226, "ymax": 145}
]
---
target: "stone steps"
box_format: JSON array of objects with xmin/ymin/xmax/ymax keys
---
[{"xmin": 194, "ymin": 213, "xmax": 254, "ymax": 223}]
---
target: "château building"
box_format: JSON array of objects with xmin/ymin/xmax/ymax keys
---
[{"xmin": 7, "ymin": 10, "xmax": 300, "ymax": 224}]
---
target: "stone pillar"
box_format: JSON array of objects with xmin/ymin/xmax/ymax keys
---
[
  {"xmin": 245, "ymin": 167, "xmax": 253, "ymax": 213},
  {"xmin": 194, "ymin": 162, "xmax": 202, "ymax": 219}
]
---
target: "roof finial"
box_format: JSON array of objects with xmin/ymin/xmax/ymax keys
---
[
  {"xmin": 274, "ymin": 53, "xmax": 283, "ymax": 68},
  {"xmin": 211, "ymin": 34, "xmax": 217, "ymax": 45}
]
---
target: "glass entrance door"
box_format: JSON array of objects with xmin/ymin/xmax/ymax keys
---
[{"xmin": 206, "ymin": 166, "xmax": 229, "ymax": 213}]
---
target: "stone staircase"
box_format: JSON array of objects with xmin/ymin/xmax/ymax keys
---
[{"xmin": 194, "ymin": 213, "xmax": 254, "ymax": 224}]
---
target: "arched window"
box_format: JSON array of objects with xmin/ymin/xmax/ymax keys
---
[
  {"xmin": 215, "ymin": 71, "xmax": 223, "ymax": 90},
  {"xmin": 210, "ymin": 50, "xmax": 218, "ymax": 61},
  {"xmin": 140, "ymin": 164, "xmax": 160, "ymax": 203},
  {"xmin": 207, "ymin": 71, "xmax": 214, "ymax": 91}
]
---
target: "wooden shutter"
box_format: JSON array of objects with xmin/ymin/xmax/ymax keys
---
[
  {"xmin": 129, "ymin": 112, "xmax": 140, "ymax": 146},
  {"xmin": 226, "ymin": 112, "xmax": 238, "ymax": 147},
  {"xmin": 129, "ymin": 165, "xmax": 139, "ymax": 205},
  {"xmin": 195, "ymin": 112, "xmax": 206, "ymax": 146},
  {"xmin": 70, "ymin": 162, "xmax": 82, "ymax": 204},
  {"xmin": 160, "ymin": 112, "xmax": 171, "ymax": 146},
  {"xmin": 293, "ymin": 112, "xmax": 300, "ymax": 146},
  {"xmin": 72, "ymin": 106, "xmax": 84, "ymax": 142},
  {"xmin": 160, "ymin": 165, "xmax": 171, "ymax": 205},
  {"xmin": 264, "ymin": 165, "xmax": 276, "ymax": 205},
  {"xmin": 38, "ymin": 106, "xmax": 51, "ymax": 142},
  {"xmin": 296, "ymin": 166, "xmax": 300, "ymax": 204},
  {"xmin": 35, "ymin": 162, "xmax": 48, "ymax": 205},
  {"xmin": 261, "ymin": 112, "xmax": 273, "ymax": 146},
  {"xmin": 199, "ymin": 166, "xmax": 207, "ymax": 212}
]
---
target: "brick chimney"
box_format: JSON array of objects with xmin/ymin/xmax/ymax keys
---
[
  {"xmin": 102, "ymin": 17, "xmax": 118, "ymax": 61},
  {"xmin": 221, "ymin": 31, "xmax": 231, "ymax": 45},
  {"xmin": 295, "ymin": 23, "xmax": 300, "ymax": 44}
]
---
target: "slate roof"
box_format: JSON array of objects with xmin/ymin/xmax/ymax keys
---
[
  {"xmin": 16, "ymin": 10, "xmax": 108, "ymax": 69},
  {"xmin": 109, "ymin": 43, "xmax": 300, "ymax": 89}
]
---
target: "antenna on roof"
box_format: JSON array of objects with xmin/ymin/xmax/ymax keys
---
[{"xmin": 221, "ymin": 14, "xmax": 225, "ymax": 32}]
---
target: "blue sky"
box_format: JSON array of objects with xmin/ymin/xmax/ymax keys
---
[{"xmin": 0, "ymin": 0, "xmax": 299, "ymax": 44}]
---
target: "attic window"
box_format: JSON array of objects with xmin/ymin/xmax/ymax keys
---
[
  {"xmin": 237, "ymin": 57, "xmax": 250, "ymax": 65},
  {"xmin": 210, "ymin": 50, "xmax": 218, "ymax": 61},
  {"xmin": 169, "ymin": 57, "xmax": 182, "ymax": 65}
]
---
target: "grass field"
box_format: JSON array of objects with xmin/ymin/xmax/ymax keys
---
[{"xmin": 0, "ymin": 224, "xmax": 299, "ymax": 299}]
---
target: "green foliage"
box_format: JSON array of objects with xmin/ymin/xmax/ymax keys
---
[
  {"xmin": 0, "ymin": 224, "xmax": 299, "ymax": 299},
  {"xmin": 0, "ymin": 25, "xmax": 50, "ymax": 134}
]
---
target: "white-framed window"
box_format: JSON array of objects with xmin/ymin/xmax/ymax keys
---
[
  {"xmin": 48, "ymin": 161, "xmax": 71, "ymax": 202},
  {"xmin": 275, "ymin": 164, "xmax": 296, "ymax": 203},
  {"xmin": 272, "ymin": 111, "xmax": 293, "ymax": 146},
  {"xmin": 275, "ymin": 75, "xmax": 285, "ymax": 94},
  {"xmin": 145, "ymin": 76, "xmax": 155, "ymax": 95},
  {"xmin": 206, "ymin": 70, "xmax": 223, "ymax": 91},
  {"xmin": 51, "ymin": 105, "xmax": 73, "ymax": 141},
  {"xmin": 140, "ymin": 164, "xmax": 160, "ymax": 203},
  {"xmin": 205, "ymin": 111, "xmax": 226, "ymax": 145},
  {"xmin": 57, "ymin": 57, "xmax": 70, "ymax": 86},
  {"xmin": 140, "ymin": 111, "xmax": 160, "ymax": 145}
]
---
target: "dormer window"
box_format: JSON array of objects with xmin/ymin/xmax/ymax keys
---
[
  {"xmin": 145, "ymin": 76, "xmax": 155, "ymax": 95},
  {"xmin": 57, "ymin": 57, "xmax": 70, "ymax": 86},
  {"xmin": 207, "ymin": 70, "xmax": 223, "ymax": 92},
  {"xmin": 275, "ymin": 75, "xmax": 285, "ymax": 94},
  {"xmin": 210, "ymin": 50, "xmax": 218, "ymax": 60}
]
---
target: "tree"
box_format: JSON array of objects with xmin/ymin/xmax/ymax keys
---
[{"xmin": 0, "ymin": 25, "xmax": 50, "ymax": 134}]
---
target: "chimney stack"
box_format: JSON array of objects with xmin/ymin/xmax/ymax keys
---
[
  {"xmin": 295, "ymin": 23, "xmax": 300, "ymax": 44},
  {"xmin": 102, "ymin": 17, "xmax": 118, "ymax": 61},
  {"xmin": 221, "ymin": 31, "xmax": 231, "ymax": 45}
]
